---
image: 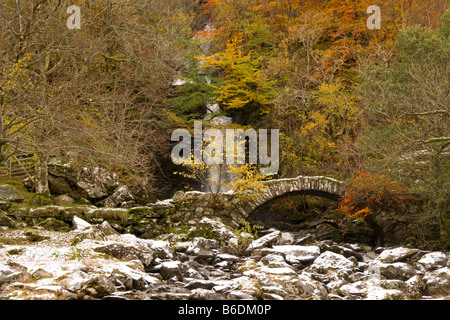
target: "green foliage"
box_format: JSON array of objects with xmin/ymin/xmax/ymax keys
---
[
  {"xmin": 236, "ymin": 219, "xmax": 263, "ymax": 238},
  {"xmin": 358, "ymin": 17, "xmax": 450, "ymax": 244},
  {"xmin": 358, "ymin": 18, "xmax": 450, "ymax": 193},
  {"xmin": 170, "ymin": 74, "xmax": 218, "ymax": 122}
]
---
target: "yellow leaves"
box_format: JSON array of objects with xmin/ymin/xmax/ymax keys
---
[
  {"xmin": 1, "ymin": 54, "xmax": 33, "ymax": 93},
  {"xmin": 197, "ymin": 37, "xmax": 275, "ymax": 113}
]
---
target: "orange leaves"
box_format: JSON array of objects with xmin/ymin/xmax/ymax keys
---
[{"xmin": 338, "ymin": 172, "xmax": 413, "ymax": 220}]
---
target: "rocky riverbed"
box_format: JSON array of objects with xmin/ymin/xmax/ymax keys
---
[{"xmin": 1, "ymin": 216, "xmax": 449, "ymax": 300}]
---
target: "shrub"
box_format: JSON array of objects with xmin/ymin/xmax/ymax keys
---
[{"xmin": 338, "ymin": 172, "xmax": 413, "ymax": 220}]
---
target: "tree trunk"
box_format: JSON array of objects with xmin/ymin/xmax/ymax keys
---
[{"xmin": 35, "ymin": 154, "xmax": 49, "ymax": 195}]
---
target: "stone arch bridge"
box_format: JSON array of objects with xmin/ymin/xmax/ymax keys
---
[
  {"xmin": 240, "ymin": 175, "xmax": 347, "ymax": 217},
  {"xmin": 171, "ymin": 175, "xmax": 348, "ymax": 226}
]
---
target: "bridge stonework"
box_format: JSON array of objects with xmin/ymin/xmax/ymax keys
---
[
  {"xmin": 241, "ymin": 175, "xmax": 347, "ymax": 217},
  {"xmin": 171, "ymin": 175, "xmax": 347, "ymax": 227}
]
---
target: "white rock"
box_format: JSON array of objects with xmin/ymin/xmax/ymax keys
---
[
  {"xmin": 260, "ymin": 286, "xmax": 288, "ymax": 297},
  {"xmin": 270, "ymin": 245, "xmax": 321, "ymax": 265},
  {"xmin": 418, "ymin": 252, "xmax": 448, "ymax": 270},
  {"xmin": 260, "ymin": 266, "xmax": 297, "ymax": 275},
  {"xmin": 228, "ymin": 290, "xmax": 254, "ymax": 300},
  {"xmin": 376, "ymin": 247, "xmax": 418, "ymax": 263},
  {"xmin": 339, "ymin": 281, "xmax": 368, "ymax": 296},
  {"xmin": 291, "ymin": 274, "xmax": 329, "ymax": 300},
  {"xmin": 61, "ymin": 270, "xmax": 89, "ymax": 292},
  {"xmin": 365, "ymin": 288, "xmax": 405, "ymax": 300},
  {"xmin": 159, "ymin": 261, "xmax": 183, "ymax": 280},
  {"xmin": 216, "ymin": 253, "xmax": 239, "ymax": 262},
  {"xmin": 247, "ymin": 231, "xmax": 281, "ymax": 251},
  {"xmin": 186, "ymin": 237, "xmax": 218, "ymax": 257},
  {"xmin": 376, "ymin": 262, "xmax": 416, "ymax": 281},
  {"xmin": 280, "ymin": 232, "xmax": 295, "ymax": 245},
  {"xmin": 423, "ymin": 267, "xmax": 450, "ymax": 296},
  {"xmin": 260, "ymin": 254, "xmax": 290, "ymax": 268},
  {"xmin": 72, "ymin": 216, "xmax": 91, "ymax": 231},
  {"xmin": 309, "ymin": 251, "xmax": 356, "ymax": 273},
  {"xmin": 147, "ymin": 240, "xmax": 173, "ymax": 260}
]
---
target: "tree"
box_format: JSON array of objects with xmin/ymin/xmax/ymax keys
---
[
  {"xmin": 0, "ymin": 0, "xmax": 195, "ymax": 198},
  {"xmin": 198, "ymin": 35, "xmax": 276, "ymax": 115},
  {"xmin": 358, "ymin": 11, "xmax": 450, "ymax": 245}
]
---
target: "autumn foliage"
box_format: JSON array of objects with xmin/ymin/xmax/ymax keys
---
[{"xmin": 338, "ymin": 172, "xmax": 413, "ymax": 220}]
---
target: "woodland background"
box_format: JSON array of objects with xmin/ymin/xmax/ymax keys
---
[{"xmin": 0, "ymin": 1, "xmax": 448, "ymax": 243}]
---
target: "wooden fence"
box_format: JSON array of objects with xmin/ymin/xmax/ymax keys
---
[{"xmin": 0, "ymin": 154, "xmax": 35, "ymax": 181}]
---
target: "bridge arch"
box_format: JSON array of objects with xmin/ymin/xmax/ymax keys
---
[{"xmin": 240, "ymin": 176, "xmax": 347, "ymax": 218}]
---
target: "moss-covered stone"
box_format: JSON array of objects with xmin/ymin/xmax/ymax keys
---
[
  {"xmin": 0, "ymin": 213, "xmax": 17, "ymax": 229},
  {"xmin": 29, "ymin": 194, "xmax": 53, "ymax": 207},
  {"xmin": 0, "ymin": 185, "xmax": 25, "ymax": 203},
  {"xmin": 35, "ymin": 217, "xmax": 71, "ymax": 232},
  {"xmin": 24, "ymin": 231, "xmax": 49, "ymax": 242},
  {"xmin": 0, "ymin": 201, "xmax": 12, "ymax": 211}
]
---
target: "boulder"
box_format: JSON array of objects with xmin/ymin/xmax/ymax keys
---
[
  {"xmin": 189, "ymin": 217, "xmax": 236, "ymax": 241},
  {"xmin": 339, "ymin": 281, "xmax": 368, "ymax": 297},
  {"xmin": 418, "ymin": 252, "xmax": 448, "ymax": 271},
  {"xmin": 291, "ymin": 274, "xmax": 329, "ymax": 300},
  {"xmin": 268, "ymin": 245, "xmax": 321, "ymax": 265},
  {"xmin": 73, "ymin": 216, "xmax": 92, "ymax": 231},
  {"xmin": 82, "ymin": 274, "xmax": 117, "ymax": 298},
  {"xmin": 228, "ymin": 290, "xmax": 254, "ymax": 300},
  {"xmin": 0, "ymin": 264, "xmax": 32, "ymax": 287},
  {"xmin": 308, "ymin": 251, "xmax": 357, "ymax": 274},
  {"xmin": 375, "ymin": 247, "xmax": 419, "ymax": 263},
  {"xmin": 99, "ymin": 186, "xmax": 134, "ymax": 208},
  {"xmin": 77, "ymin": 167, "xmax": 119, "ymax": 199},
  {"xmin": 35, "ymin": 217, "xmax": 70, "ymax": 232},
  {"xmin": 185, "ymin": 279, "xmax": 221, "ymax": 290},
  {"xmin": 94, "ymin": 243, "xmax": 155, "ymax": 268},
  {"xmin": 259, "ymin": 266, "xmax": 297, "ymax": 276},
  {"xmin": 186, "ymin": 237, "xmax": 218, "ymax": 259},
  {"xmin": 159, "ymin": 261, "xmax": 183, "ymax": 281},
  {"xmin": 0, "ymin": 185, "xmax": 24, "ymax": 203},
  {"xmin": 189, "ymin": 288, "xmax": 219, "ymax": 300},
  {"xmin": 365, "ymin": 288, "xmax": 406, "ymax": 300},
  {"xmin": 260, "ymin": 254, "xmax": 291, "ymax": 268},
  {"xmin": 98, "ymin": 221, "xmax": 120, "ymax": 236},
  {"xmin": 47, "ymin": 159, "xmax": 87, "ymax": 199},
  {"xmin": 72, "ymin": 226, "xmax": 107, "ymax": 244},
  {"xmin": 72, "ymin": 221, "xmax": 118, "ymax": 244},
  {"xmin": 183, "ymin": 268, "xmax": 206, "ymax": 280},
  {"xmin": 54, "ymin": 194, "xmax": 76, "ymax": 205},
  {"xmin": 376, "ymin": 262, "xmax": 417, "ymax": 281},
  {"xmin": 0, "ymin": 214, "xmax": 17, "ymax": 229},
  {"xmin": 31, "ymin": 268, "xmax": 53, "ymax": 280},
  {"xmin": 48, "ymin": 161, "xmax": 121, "ymax": 201},
  {"xmin": 246, "ymin": 230, "xmax": 281, "ymax": 252},
  {"xmin": 147, "ymin": 240, "xmax": 173, "ymax": 260},
  {"xmin": 320, "ymin": 243, "xmax": 364, "ymax": 261},
  {"xmin": 423, "ymin": 267, "xmax": 450, "ymax": 297}
]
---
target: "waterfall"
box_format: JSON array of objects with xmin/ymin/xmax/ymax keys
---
[
  {"xmin": 203, "ymin": 113, "xmax": 235, "ymax": 193},
  {"xmin": 173, "ymin": 23, "xmax": 238, "ymax": 194}
]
